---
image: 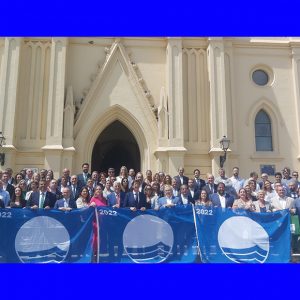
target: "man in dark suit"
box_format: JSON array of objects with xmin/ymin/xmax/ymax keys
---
[
  {"xmin": 124, "ymin": 180, "xmax": 147, "ymax": 210},
  {"xmin": 210, "ymin": 182, "xmax": 234, "ymax": 208},
  {"xmin": 1, "ymin": 172, "xmax": 15, "ymax": 198},
  {"xmin": 69, "ymin": 175, "xmax": 82, "ymax": 200},
  {"xmin": 193, "ymin": 169, "xmax": 206, "ymax": 191},
  {"xmin": 178, "ymin": 184, "xmax": 194, "ymax": 205},
  {"xmin": 135, "ymin": 172, "xmax": 147, "ymax": 193},
  {"xmin": 202, "ymin": 174, "xmax": 218, "ymax": 195},
  {"xmin": 173, "ymin": 167, "xmax": 189, "ymax": 187},
  {"xmin": 107, "ymin": 181, "xmax": 126, "ymax": 208},
  {"xmin": 57, "ymin": 168, "xmax": 71, "ymax": 187},
  {"xmin": 187, "ymin": 179, "xmax": 200, "ymax": 202},
  {"xmin": 77, "ymin": 163, "xmax": 91, "ymax": 186},
  {"xmin": 91, "ymin": 171, "xmax": 101, "ymax": 189},
  {"xmin": 27, "ymin": 180, "xmax": 56, "ymax": 209},
  {"xmin": 48, "ymin": 179, "xmax": 63, "ymax": 200},
  {"xmin": 54, "ymin": 187, "xmax": 77, "ymax": 210},
  {"xmin": 5, "ymin": 168, "xmax": 15, "ymax": 185}
]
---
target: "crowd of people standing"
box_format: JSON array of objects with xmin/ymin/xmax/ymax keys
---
[{"xmin": 0, "ymin": 164, "xmax": 300, "ymax": 216}]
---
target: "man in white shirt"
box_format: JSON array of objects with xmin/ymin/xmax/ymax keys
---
[
  {"xmin": 210, "ymin": 182, "xmax": 234, "ymax": 209},
  {"xmin": 54, "ymin": 187, "xmax": 76, "ymax": 211},
  {"xmin": 171, "ymin": 178, "xmax": 179, "ymax": 197},
  {"xmin": 229, "ymin": 167, "xmax": 245, "ymax": 194},
  {"xmin": 179, "ymin": 184, "xmax": 193, "ymax": 205},
  {"xmin": 270, "ymin": 186, "xmax": 295, "ymax": 212},
  {"xmin": 157, "ymin": 184, "xmax": 180, "ymax": 209}
]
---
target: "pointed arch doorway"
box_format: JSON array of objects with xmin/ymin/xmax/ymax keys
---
[{"xmin": 91, "ymin": 120, "xmax": 141, "ymax": 173}]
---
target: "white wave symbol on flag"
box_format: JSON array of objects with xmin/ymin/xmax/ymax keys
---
[
  {"xmin": 125, "ymin": 241, "xmax": 172, "ymax": 263},
  {"xmin": 123, "ymin": 215, "xmax": 174, "ymax": 263},
  {"xmin": 218, "ymin": 216, "xmax": 270, "ymax": 263},
  {"xmin": 221, "ymin": 245, "xmax": 268, "ymax": 263},
  {"xmin": 15, "ymin": 216, "xmax": 70, "ymax": 263}
]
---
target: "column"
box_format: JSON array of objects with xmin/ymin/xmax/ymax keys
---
[
  {"xmin": 42, "ymin": 38, "xmax": 68, "ymax": 171},
  {"xmin": 164, "ymin": 38, "xmax": 186, "ymax": 175},
  {"xmin": 291, "ymin": 43, "xmax": 300, "ymax": 161},
  {"xmin": 0, "ymin": 38, "xmax": 22, "ymax": 167},
  {"xmin": 207, "ymin": 38, "xmax": 231, "ymax": 174}
]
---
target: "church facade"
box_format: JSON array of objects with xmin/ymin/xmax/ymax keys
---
[{"xmin": 1, "ymin": 37, "xmax": 300, "ymax": 178}]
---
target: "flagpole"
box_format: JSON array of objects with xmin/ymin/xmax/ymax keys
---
[
  {"xmin": 192, "ymin": 204, "xmax": 203, "ymax": 262},
  {"xmin": 94, "ymin": 207, "xmax": 100, "ymax": 264}
]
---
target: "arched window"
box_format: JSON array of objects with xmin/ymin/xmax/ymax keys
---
[{"xmin": 255, "ymin": 110, "xmax": 273, "ymax": 151}]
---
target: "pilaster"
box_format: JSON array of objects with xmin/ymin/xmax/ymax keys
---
[
  {"xmin": 291, "ymin": 45, "xmax": 300, "ymax": 160},
  {"xmin": 0, "ymin": 38, "xmax": 22, "ymax": 168},
  {"xmin": 43, "ymin": 38, "xmax": 68, "ymax": 171},
  {"xmin": 207, "ymin": 38, "xmax": 231, "ymax": 173}
]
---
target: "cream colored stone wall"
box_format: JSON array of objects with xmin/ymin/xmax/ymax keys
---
[
  {"xmin": 15, "ymin": 39, "xmax": 51, "ymax": 150},
  {"xmin": 231, "ymin": 41, "xmax": 298, "ymax": 178},
  {"xmin": 1, "ymin": 37, "xmax": 300, "ymax": 180}
]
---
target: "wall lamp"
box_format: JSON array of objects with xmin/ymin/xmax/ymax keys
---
[{"xmin": 219, "ymin": 135, "xmax": 230, "ymax": 168}]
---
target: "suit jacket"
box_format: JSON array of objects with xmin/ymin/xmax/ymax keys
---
[
  {"xmin": 172, "ymin": 187, "xmax": 180, "ymax": 197},
  {"xmin": 57, "ymin": 176, "xmax": 71, "ymax": 187},
  {"xmin": 77, "ymin": 173, "xmax": 91, "ymax": 186},
  {"xmin": 173, "ymin": 175, "xmax": 189, "ymax": 187},
  {"xmin": 8, "ymin": 178, "xmax": 15, "ymax": 185},
  {"xmin": 210, "ymin": 193, "xmax": 234, "ymax": 208},
  {"xmin": 157, "ymin": 196, "xmax": 180, "ymax": 209},
  {"xmin": 49, "ymin": 189, "xmax": 63, "ymax": 200},
  {"xmin": 202, "ymin": 184, "xmax": 218, "ymax": 195},
  {"xmin": 188, "ymin": 189, "xmax": 200, "ymax": 202},
  {"xmin": 130, "ymin": 182, "xmax": 147, "ymax": 193},
  {"xmin": 69, "ymin": 184, "xmax": 82, "ymax": 200},
  {"xmin": 54, "ymin": 198, "xmax": 77, "ymax": 209},
  {"xmin": 107, "ymin": 191, "xmax": 126, "ymax": 207},
  {"xmin": 124, "ymin": 191, "xmax": 147, "ymax": 209},
  {"xmin": 178, "ymin": 193, "xmax": 195, "ymax": 204},
  {"xmin": 194, "ymin": 178, "xmax": 206, "ymax": 191},
  {"xmin": 269, "ymin": 196, "xmax": 294, "ymax": 210},
  {"xmin": 253, "ymin": 200, "xmax": 271, "ymax": 212},
  {"xmin": 87, "ymin": 186, "xmax": 95, "ymax": 198},
  {"xmin": 27, "ymin": 191, "xmax": 56, "ymax": 208},
  {"xmin": 4, "ymin": 183, "xmax": 15, "ymax": 199}
]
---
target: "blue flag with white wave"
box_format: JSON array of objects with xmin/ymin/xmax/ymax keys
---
[
  {"xmin": 96, "ymin": 206, "xmax": 198, "ymax": 263},
  {"xmin": 0, "ymin": 207, "xmax": 94, "ymax": 263},
  {"xmin": 194, "ymin": 206, "xmax": 290, "ymax": 263}
]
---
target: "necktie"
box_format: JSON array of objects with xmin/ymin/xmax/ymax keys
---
[
  {"xmin": 73, "ymin": 185, "xmax": 76, "ymax": 198},
  {"xmin": 39, "ymin": 192, "xmax": 45, "ymax": 208},
  {"xmin": 84, "ymin": 174, "xmax": 87, "ymax": 184},
  {"xmin": 64, "ymin": 199, "xmax": 69, "ymax": 208},
  {"xmin": 116, "ymin": 193, "xmax": 120, "ymax": 205}
]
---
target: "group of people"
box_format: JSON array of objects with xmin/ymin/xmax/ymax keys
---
[
  {"xmin": 0, "ymin": 165, "xmax": 300, "ymax": 218},
  {"xmin": 1, "ymin": 163, "xmax": 300, "ymax": 258}
]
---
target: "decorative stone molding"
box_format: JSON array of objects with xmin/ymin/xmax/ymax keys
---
[
  {"xmin": 63, "ymin": 86, "xmax": 75, "ymax": 148},
  {"xmin": 76, "ymin": 38, "xmax": 157, "ymax": 120}
]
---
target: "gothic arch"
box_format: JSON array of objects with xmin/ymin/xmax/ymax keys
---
[
  {"xmin": 74, "ymin": 105, "xmax": 150, "ymax": 172},
  {"xmin": 246, "ymin": 98, "xmax": 282, "ymax": 153},
  {"xmin": 246, "ymin": 98, "xmax": 284, "ymax": 127},
  {"xmin": 72, "ymin": 39, "xmax": 158, "ymax": 173}
]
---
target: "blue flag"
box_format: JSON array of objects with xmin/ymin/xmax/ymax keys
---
[
  {"xmin": 0, "ymin": 207, "xmax": 94, "ymax": 263},
  {"xmin": 195, "ymin": 206, "xmax": 291, "ymax": 263},
  {"xmin": 96, "ymin": 205, "xmax": 198, "ymax": 263}
]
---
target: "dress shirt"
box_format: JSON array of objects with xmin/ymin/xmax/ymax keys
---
[{"xmin": 219, "ymin": 194, "xmax": 226, "ymax": 208}]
